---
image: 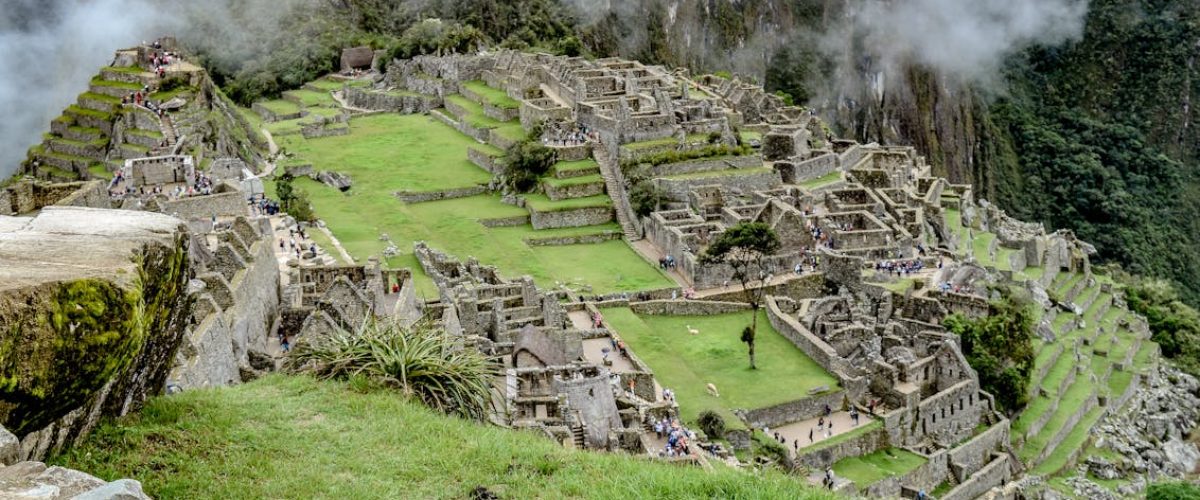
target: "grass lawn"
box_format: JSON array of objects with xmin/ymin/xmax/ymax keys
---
[
  {"xmin": 799, "ymin": 170, "xmax": 842, "ymax": 190},
  {"xmin": 276, "ymin": 114, "xmax": 493, "ymax": 193},
  {"xmin": 258, "ymin": 99, "xmax": 301, "ymax": 116},
  {"xmin": 552, "ymin": 159, "xmax": 599, "ymax": 176},
  {"xmin": 832, "ymin": 448, "xmax": 927, "ymax": 487},
  {"xmin": 284, "ymin": 89, "xmax": 338, "ymax": 108},
  {"xmin": 52, "ymin": 375, "xmax": 837, "ymax": 500},
  {"xmin": 271, "ymin": 113, "xmax": 670, "ymax": 297},
  {"xmin": 599, "ymin": 308, "xmax": 839, "ymax": 429},
  {"xmin": 524, "ymin": 193, "xmax": 612, "ymax": 212},
  {"xmin": 279, "ymin": 179, "xmax": 669, "ymax": 297},
  {"xmin": 463, "ymin": 80, "xmax": 520, "ymax": 109}
]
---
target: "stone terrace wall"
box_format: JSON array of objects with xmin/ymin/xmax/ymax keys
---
[
  {"xmin": 948, "ymin": 421, "xmax": 1010, "ymax": 480},
  {"xmin": 157, "ymin": 191, "xmax": 246, "ymax": 220},
  {"xmin": 641, "ymin": 155, "xmax": 762, "ymax": 178},
  {"xmin": 629, "ymin": 299, "xmax": 750, "ymax": 316},
  {"xmin": 528, "ymin": 206, "xmax": 612, "ymax": 229},
  {"xmin": 171, "ymin": 234, "xmax": 279, "ymax": 388},
  {"xmin": 942, "ymin": 455, "xmax": 1011, "ymax": 500},
  {"xmin": 653, "ymin": 169, "xmax": 781, "ymax": 198},
  {"xmin": 766, "ymin": 297, "xmax": 852, "ymax": 376},
  {"xmin": 862, "ymin": 449, "xmax": 949, "ymax": 498},
  {"xmin": 742, "ymin": 390, "xmax": 846, "ymax": 429},
  {"xmin": 796, "ymin": 425, "xmax": 890, "ymax": 470}
]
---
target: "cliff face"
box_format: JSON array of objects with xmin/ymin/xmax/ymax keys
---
[{"xmin": 0, "ymin": 207, "xmax": 193, "ymax": 460}]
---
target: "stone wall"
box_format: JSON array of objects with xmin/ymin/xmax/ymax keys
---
[
  {"xmin": 653, "ymin": 169, "xmax": 781, "ymax": 198},
  {"xmin": 525, "ymin": 232, "xmax": 622, "ymax": 246},
  {"xmin": 544, "ymin": 180, "xmax": 604, "ymax": 201},
  {"xmin": 795, "ymin": 425, "xmax": 890, "ymax": 470},
  {"xmin": 157, "ymin": 191, "xmax": 246, "ymax": 220},
  {"xmin": 396, "ymin": 186, "xmax": 487, "ymax": 203},
  {"xmin": 766, "ymin": 297, "xmax": 852, "ymax": 376},
  {"xmin": 345, "ymin": 88, "xmax": 442, "ymax": 113},
  {"xmin": 942, "ymin": 454, "xmax": 1011, "ymax": 500},
  {"xmin": 916, "ymin": 380, "xmax": 984, "ymax": 446},
  {"xmin": 171, "ymin": 228, "xmax": 279, "ymax": 388},
  {"xmin": 528, "ymin": 206, "xmax": 613, "ymax": 230},
  {"xmin": 629, "ymin": 299, "xmax": 751, "ymax": 316},
  {"xmin": 468, "ymin": 147, "xmax": 503, "ymax": 174},
  {"xmin": 948, "ymin": 421, "xmax": 1010, "ymax": 480},
  {"xmin": 640, "ymin": 155, "xmax": 762, "ymax": 178},
  {"xmin": 862, "ymin": 449, "xmax": 949, "ymax": 498},
  {"xmin": 742, "ymin": 390, "xmax": 846, "ymax": 429}
]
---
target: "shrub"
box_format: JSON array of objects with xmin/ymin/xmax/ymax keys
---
[
  {"xmin": 286, "ymin": 319, "xmax": 500, "ymax": 420},
  {"xmin": 697, "ymin": 410, "xmax": 726, "ymax": 440},
  {"xmin": 1124, "ymin": 278, "xmax": 1200, "ymax": 376},
  {"xmin": 1146, "ymin": 481, "xmax": 1200, "ymax": 500}
]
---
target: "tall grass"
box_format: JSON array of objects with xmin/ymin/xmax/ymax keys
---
[{"xmin": 286, "ymin": 319, "xmax": 498, "ymax": 420}]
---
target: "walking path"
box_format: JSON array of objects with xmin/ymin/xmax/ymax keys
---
[
  {"xmin": 330, "ymin": 90, "xmax": 372, "ymax": 113},
  {"xmin": 773, "ymin": 411, "xmax": 868, "ymax": 453}
]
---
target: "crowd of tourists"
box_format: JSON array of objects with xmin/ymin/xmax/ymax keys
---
[{"xmin": 542, "ymin": 123, "xmax": 600, "ymax": 147}]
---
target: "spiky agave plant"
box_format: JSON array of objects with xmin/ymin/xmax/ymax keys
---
[{"xmin": 286, "ymin": 319, "xmax": 499, "ymax": 421}]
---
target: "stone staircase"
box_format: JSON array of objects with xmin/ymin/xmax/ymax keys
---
[{"xmin": 592, "ymin": 144, "xmax": 640, "ymax": 240}]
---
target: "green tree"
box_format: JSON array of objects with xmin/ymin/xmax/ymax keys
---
[
  {"xmin": 699, "ymin": 222, "xmax": 781, "ymax": 369},
  {"xmin": 629, "ymin": 181, "xmax": 664, "ymax": 217},
  {"xmin": 275, "ymin": 173, "xmax": 315, "ymax": 222},
  {"xmin": 944, "ymin": 289, "xmax": 1036, "ymax": 413},
  {"xmin": 501, "ymin": 139, "xmax": 556, "ymax": 193}
]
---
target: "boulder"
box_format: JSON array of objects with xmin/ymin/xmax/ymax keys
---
[
  {"xmin": 70, "ymin": 479, "xmax": 150, "ymax": 500},
  {"xmin": 1163, "ymin": 438, "xmax": 1200, "ymax": 473}
]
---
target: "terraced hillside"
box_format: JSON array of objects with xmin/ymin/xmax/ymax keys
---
[
  {"xmin": 942, "ymin": 194, "xmax": 1161, "ymax": 494},
  {"xmin": 263, "ymin": 77, "xmax": 671, "ymax": 297}
]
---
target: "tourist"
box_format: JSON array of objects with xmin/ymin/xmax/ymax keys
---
[
  {"xmin": 793, "ymin": 439, "xmax": 799, "ymax": 452},
  {"xmin": 280, "ymin": 336, "xmax": 290, "ymax": 352},
  {"xmin": 809, "ymin": 427, "xmax": 814, "ymax": 442}
]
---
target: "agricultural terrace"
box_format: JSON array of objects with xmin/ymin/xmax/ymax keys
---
[{"xmin": 271, "ymin": 112, "xmax": 673, "ymax": 297}]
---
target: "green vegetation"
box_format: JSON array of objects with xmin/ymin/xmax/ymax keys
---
[
  {"xmin": 832, "ymin": 448, "xmax": 927, "ymax": 487},
  {"xmin": 501, "ymin": 136, "xmax": 556, "ymax": 192},
  {"xmin": 599, "ymin": 308, "xmax": 838, "ymax": 429},
  {"xmin": 945, "ymin": 289, "xmax": 1036, "ymax": 413},
  {"xmin": 523, "ymin": 194, "xmax": 611, "ymax": 212},
  {"xmin": 283, "ymin": 89, "xmax": 338, "ymax": 108},
  {"xmin": 1147, "ymin": 481, "xmax": 1200, "ymax": 500},
  {"xmin": 463, "ymin": 80, "xmax": 519, "ymax": 109},
  {"xmin": 287, "ymin": 319, "xmax": 498, "ymax": 420},
  {"xmin": 799, "ymin": 171, "xmax": 842, "ymax": 190},
  {"xmin": 277, "ymin": 114, "xmax": 492, "ymax": 193},
  {"xmin": 264, "ymin": 110, "xmax": 669, "ymax": 296},
  {"xmin": 52, "ymin": 375, "xmax": 836, "ymax": 500},
  {"xmin": 1123, "ymin": 277, "xmax": 1200, "ymax": 376},
  {"xmin": 257, "ymin": 99, "xmax": 301, "ymax": 116},
  {"xmin": 699, "ymin": 222, "xmax": 782, "ymax": 369}
]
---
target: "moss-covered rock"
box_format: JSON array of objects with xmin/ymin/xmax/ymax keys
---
[{"xmin": 0, "ymin": 207, "xmax": 192, "ymax": 455}]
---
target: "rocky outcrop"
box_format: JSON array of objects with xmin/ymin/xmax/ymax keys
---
[
  {"xmin": 0, "ymin": 207, "xmax": 193, "ymax": 461},
  {"xmin": 1084, "ymin": 365, "xmax": 1200, "ymax": 496},
  {"xmin": 0, "ymin": 452, "xmax": 150, "ymax": 500}
]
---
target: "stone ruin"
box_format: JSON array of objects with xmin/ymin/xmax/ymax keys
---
[{"xmin": 413, "ymin": 242, "xmax": 672, "ymax": 452}]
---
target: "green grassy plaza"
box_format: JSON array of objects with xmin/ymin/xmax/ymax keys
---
[
  {"xmin": 271, "ymin": 113, "xmax": 673, "ymax": 297},
  {"xmin": 832, "ymin": 447, "xmax": 927, "ymax": 487},
  {"xmin": 53, "ymin": 375, "xmax": 838, "ymax": 500},
  {"xmin": 599, "ymin": 308, "xmax": 839, "ymax": 430}
]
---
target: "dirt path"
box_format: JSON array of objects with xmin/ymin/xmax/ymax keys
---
[{"xmin": 331, "ymin": 90, "xmax": 372, "ymax": 113}]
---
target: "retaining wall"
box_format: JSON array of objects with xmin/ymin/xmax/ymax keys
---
[
  {"xmin": 629, "ymin": 300, "xmax": 751, "ymax": 316},
  {"xmin": 157, "ymin": 191, "xmax": 246, "ymax": 220},
  {"xmin": 528, "ymin": 206, "xmax": 613, "ymax": 229}
]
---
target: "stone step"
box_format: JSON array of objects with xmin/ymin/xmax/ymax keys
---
[{"xmin": 541, "ymin": 174, "xmax": 606, "ymax": 201}]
